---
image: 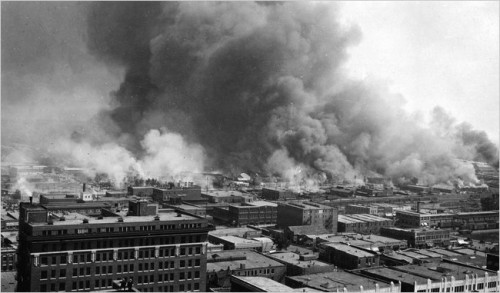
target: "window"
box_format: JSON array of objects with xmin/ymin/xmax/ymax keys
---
[
  {"xmin": 41, "ymin": 270, "xmax": 48, "ymax": 279},
  {"xmin": 60, "ymin": 269, "xmax": 66, "ymax": 277},
  {"xmin": 40, "ymin": 284, "xmax": 47, "ymax": 292},
  {"xmin": 61, "ymin": 255, "xmax": 67, "ymax": 264},
  {"xmin": 180, "ymin": 272, "xmax": 185, "ymax": 280},
  {"xmin": 41, "ymin": 257, "xmax": 48, "ymax": 265},
  {"xmin": 195, "ymin": 259, "xmax": 200, "ymax": 267},
  {"xmin": 180, "ymin": 260, "xmax": 185, "ymax": 268},
  {"xmin": 195, "ymin": 271, "xmax": 200, "ymax": 279},
  {"xmin": 59, "ymin": 282, "xmax": 65, "ymax": 291}
]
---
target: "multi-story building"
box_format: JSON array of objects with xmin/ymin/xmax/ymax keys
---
[
  {"xmin": 345, "ymin": 204, "xmax": 378, "ymax": 215},
  {"xmin": 380, "ymin": 227, "xmax": 451, "ymax": 248},
  {"xmin": 318, "ymin": 242, "xmax": 380, "ymax": 269},
  {"xmin": 261, "ymin": 188, "xmax": 296, "ymax": 201},
  {"xmin": 1, "ymin": 247, "xmax": 17, "ymax": 272},
  {"xmin": 17, "ymin": 199, "xmax": 211, "ymax": 292},
  {"xmin": 152, "ymin": 185, "xmax": 203, "ymax": 204},
  {"xmin": 395, "ymin": 210, "xmax": 499, "ymax": 230},
  {"xmin": 212, "ymin": 201, "xmax": 277, "ymax": 226},
  {"xmin": 277, "ymin": 201, "xmax": 337, "ymax": 233}
]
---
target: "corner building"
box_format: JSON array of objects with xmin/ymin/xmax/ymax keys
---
[{"xmin": 17, "ymin": 200, "xmax": 211, "ymax": 292}]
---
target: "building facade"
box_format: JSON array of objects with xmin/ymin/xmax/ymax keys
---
[
  {"xmin": 380, "ymin": 227, "xmax": 451, "ymax": 248},
  {"xmin": 17, "ymin": 200, "xmax": 211, "ymax": 292},
  {"xmin": 277, "ymin": 201, "xmax": 337, "ymax": 233}
]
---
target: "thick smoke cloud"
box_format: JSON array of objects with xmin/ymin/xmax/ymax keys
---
[
  {"xmin": 83, "ymin": 2, "xmax": 498, "ymax": 185},
  {"xmin": 3, "ymin": 2, "xmax": 497, "ymax": 187}
]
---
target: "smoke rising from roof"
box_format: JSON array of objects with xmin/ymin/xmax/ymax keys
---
[{"xmin": 2, "ymin": 2, "xmax": 498, "ymax": 187}]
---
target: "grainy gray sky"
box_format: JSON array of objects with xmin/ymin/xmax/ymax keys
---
[{"xmin": 340, "ymin": 1, "xmax": 499, "ymax": 143}]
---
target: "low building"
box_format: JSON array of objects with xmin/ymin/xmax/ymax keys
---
[
  {"xmin": 345, "ymin": 204, "xmax": 378, "ymax": 215},
  {"xmin": 208, "ymin": 235, "xmax": 263, "ymax": 251},
  {"xmin": 453, "ymin": 211, "xmax": 499, "ymax": 231},
  {"xmin": 1, "ymin": 246, "xmax": 17, "ymax": 272},
  {"xmin": 163, "ymin": 203, "xmax": 206, "ymax": 217},
  {"xmin": 337, "ymin": 214, "xmax": 393, "ymax": 234},
  {"xmin": 266, "ymin": 251, "xmax": 334, "ymax": 276},
  {"xmin": 201, "ymin": 190, "xmax": 253, "ymax": 204},
  {"xmin": 318, "ymin": 243, "xmax": 380, "ymax": 269},
  {"xmin": 127, "ymin": 186, "xmax": 154, "ymax": 196},
  {"xmin": 360, "ymin": 259, "xmax": 499, "ymax": 292},
  {"xmin": 380, "ymin": 227, "xmax": 451, "ymax": 248},
  {"xmin": 326, "ymin": 188, "xmax": 354, "ymax": 198},
  {"xmin": 209, "ymin": 227, "xmax": 262, "ymax": 239},
  {"xmin": 206, "ymin": 250, "xmax": 286, "ymax": 290},
  {"xmin": 286, "ymin": 271, "xmax": 400, "ymax": 292},
  {"xmin": 261, "ymin": 188, "xmax": 296, "ymax": 201},
  {"xmin": 152, "ymin": 185, "xmax": 203, "ymax": 203},
  {"xmin": 315, "ymin": 233, "xmax": 407, "ymax": 252}
]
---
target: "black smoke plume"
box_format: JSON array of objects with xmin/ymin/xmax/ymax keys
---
[{"xmin": 83, "ymin": 2, "xmax": 498, "ymax": 185}]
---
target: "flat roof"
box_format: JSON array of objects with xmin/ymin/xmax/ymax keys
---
[
  {"xmin": 429, "ymin": 248, "xmax": 462, "ymax": 257},
  {"xmin": 397, "ymin": 251, "xmax": 428, "ymax": 259},
  {"xmin": 248, "ymin": 201, "xmax": 278, "ymax": 207},
  {"xmin": 30, "ymin": 210, "xmax": 201, "ymax": 227},
  {"xmin": 268, "ymin": 252, "xmax": 331, "ymax": 268},
  {"xmin": 231, "ymin": 276, "xmax": 292, "ymax": 292},
  {"xmin": 322, "ymin": 243, "xmax": 376, "ymax": 257},
  {"xmin": 209, "ymin": 227, "xmax": 260, "ymax": 237},
  {"xmin": 347, "ymin": 214, "xmax": 392, "ymax": 222},
  {"xmin": 454, "ymin": 248, "xmax": 486, "ymax": 257},
  {"xmin": 362, "ymin": 267, "xmax": 428, "ymax": 285},
  {"xmin": 202, "ymin": 190, "xmax": 247, "ymax": 197},
  {"xmin": 337, "ymin": 215, "xmax": 366, "ymax": 224},
  {"xmin": 288, "ymin": 271, "xmax": 392, "ymax": 292},
  {"xmin": 207, "ymin": 250, "xmax": 284, "ymax": 272},
  {"xmin": 212, "ymin": 235, "xmax": 261, "ymax": 245}
]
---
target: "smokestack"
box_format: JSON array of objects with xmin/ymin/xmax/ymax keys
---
[
  {"xmin": 83, "ymin": 183, "xmax": 86, "ymax": 192},
  {"xmin": 29, "ymin": 196, "xmax": 33, "ymax": 204},
  {"xmin": 417, "ymin": 201, "xmax": 422, "ymax": 213}
]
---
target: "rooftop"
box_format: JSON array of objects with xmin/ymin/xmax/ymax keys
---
[
  {"xmin": 288, "ymin": 271, "xmax": 393, "ymax": 292},
  {"xmin": 282, "ymin": 201, "xmax": 332, "ymax": 210},
  {"xmin": 337, "ymin": 215, "xmax": 366, "ymax": 224},
  {"xmin": 321, "ymin": 243, "xmax": 376, "ymax": 257},
  {"xmin": 247, "ymin": 200, "xmax": 278, "ymax": 207},
  {"xmin": 212, "ymin": 235, "xmax": 261, "ymax": 245},
  {"xmin": 361, "ymin": 266, "xmax": 429, "ymax": 285},
  {"xmin": 230, "ymin": 276, "xmax": 293, "ymax": 292},
  {"xmin": 30, "ymin": 210, "xmax": 202, "ymax": 227},
  {"xmin": 202, "ymin": 190, "xmax": 247, "ymax": 197},
  {"xmin": 347, "ymin": 214, "xmax": 392, "ymax": 222},
  {"xmin": 207, "ymin": 250, "xmax": 284, "ymax": 272},
  {"xmin": 209, "ymin": 227, "xmax": 260, "ymax": 237},
  {"xmin": 267, "ymin": 252, "xmax": 331, "ymax": 268},
  {"xmin": 1, "ymin": 271, "xmax": 17, "ymax": 292}
]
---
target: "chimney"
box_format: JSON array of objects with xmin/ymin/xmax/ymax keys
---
[
  {"xmin": 83, "ymin": 183, "xmax": 86, "ymax": 192},
  {"xmin": 29, "ymin": 196, "xmax": 33, "ymax": 204}
]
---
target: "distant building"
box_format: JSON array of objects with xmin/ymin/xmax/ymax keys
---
[
  {"xmin": 345, "ymin": 204, "xmax": 378, "ymax": 215},
  {"xmin": 318, "ymin": 242, "xmax": 380, "ymax": 269},
  {"xmin": 380, "ymin": 227, "xmax": 451, "ymax": 248},
  {"xmin": 212, "ymin": 201, "xmax": 277, "ymax": 226},
  {"xmin": 315, "ymin": 233, "xmax": 407, "ymax": 252},
  {"xmin": 1, "ymin": 247, "xmax": 17, "ymax": 272},
  {"xmin": 201, "ymin": 190, "xmax": 253, "ymax": 204},
  {"xmin": 261, "ymin": 188, "xmax": 296, "ymax": 201},
  {"xmin": 337, "ymin": 214, "xmax": 393, "ymax": 234},
  {"xmin": 395, "ymin": 210, "xmax": 499, "ymax": 230},
  {"xmin": 277, "ymin": 201, "xmax": 337, "ymax": 233},
  {"xmin": 127, "ymin": 186, "xmax": 154, "ymax": 196},
  {"xmin": 152, "ymin": 185, "xmax": 203, "ymax": 204},
  {"xmin": 326, "ymin": 188, "xmax": 354, "ymax": 198}
]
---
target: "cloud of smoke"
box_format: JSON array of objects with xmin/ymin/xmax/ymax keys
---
[{"xmin": 3, "ymin": 2, "xmax": 497, "ymax": 187}]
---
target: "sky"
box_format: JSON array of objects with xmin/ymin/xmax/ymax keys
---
[{"xmin": 339, "ymin": 1, "xmax": 499, "ymax": 143}]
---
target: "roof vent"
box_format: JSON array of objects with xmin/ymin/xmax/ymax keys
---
[
  {"xmin": 154, "ymin": 215, "xmax": 160, "ymax": 221},
  {"xmin": 83, "ymin": 218, "xmax": 89, "ymax": 224},
  {"xmin": 118, "ymin": 217, "xmax": 124, "ymax": 222},
  {"xmin": 60, "ymin": 217, "xmax": 66, "ymax": 221}
]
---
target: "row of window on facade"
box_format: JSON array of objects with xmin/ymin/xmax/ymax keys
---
[
  {"xmin": 39, "ymin": 223, "xmax": 203, "ymax": 236},
  {"xmin": 38, "ymin": 245, "xmax": 203, "ymax": 266}
]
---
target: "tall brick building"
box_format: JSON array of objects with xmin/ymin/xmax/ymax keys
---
[
  {"xmin": 17, "ymin": 199, "xmax": 211, "ymax": 292},
  {"xmin": 277, "ymin": 201, "xmax": 337, "ymax": 233}
]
